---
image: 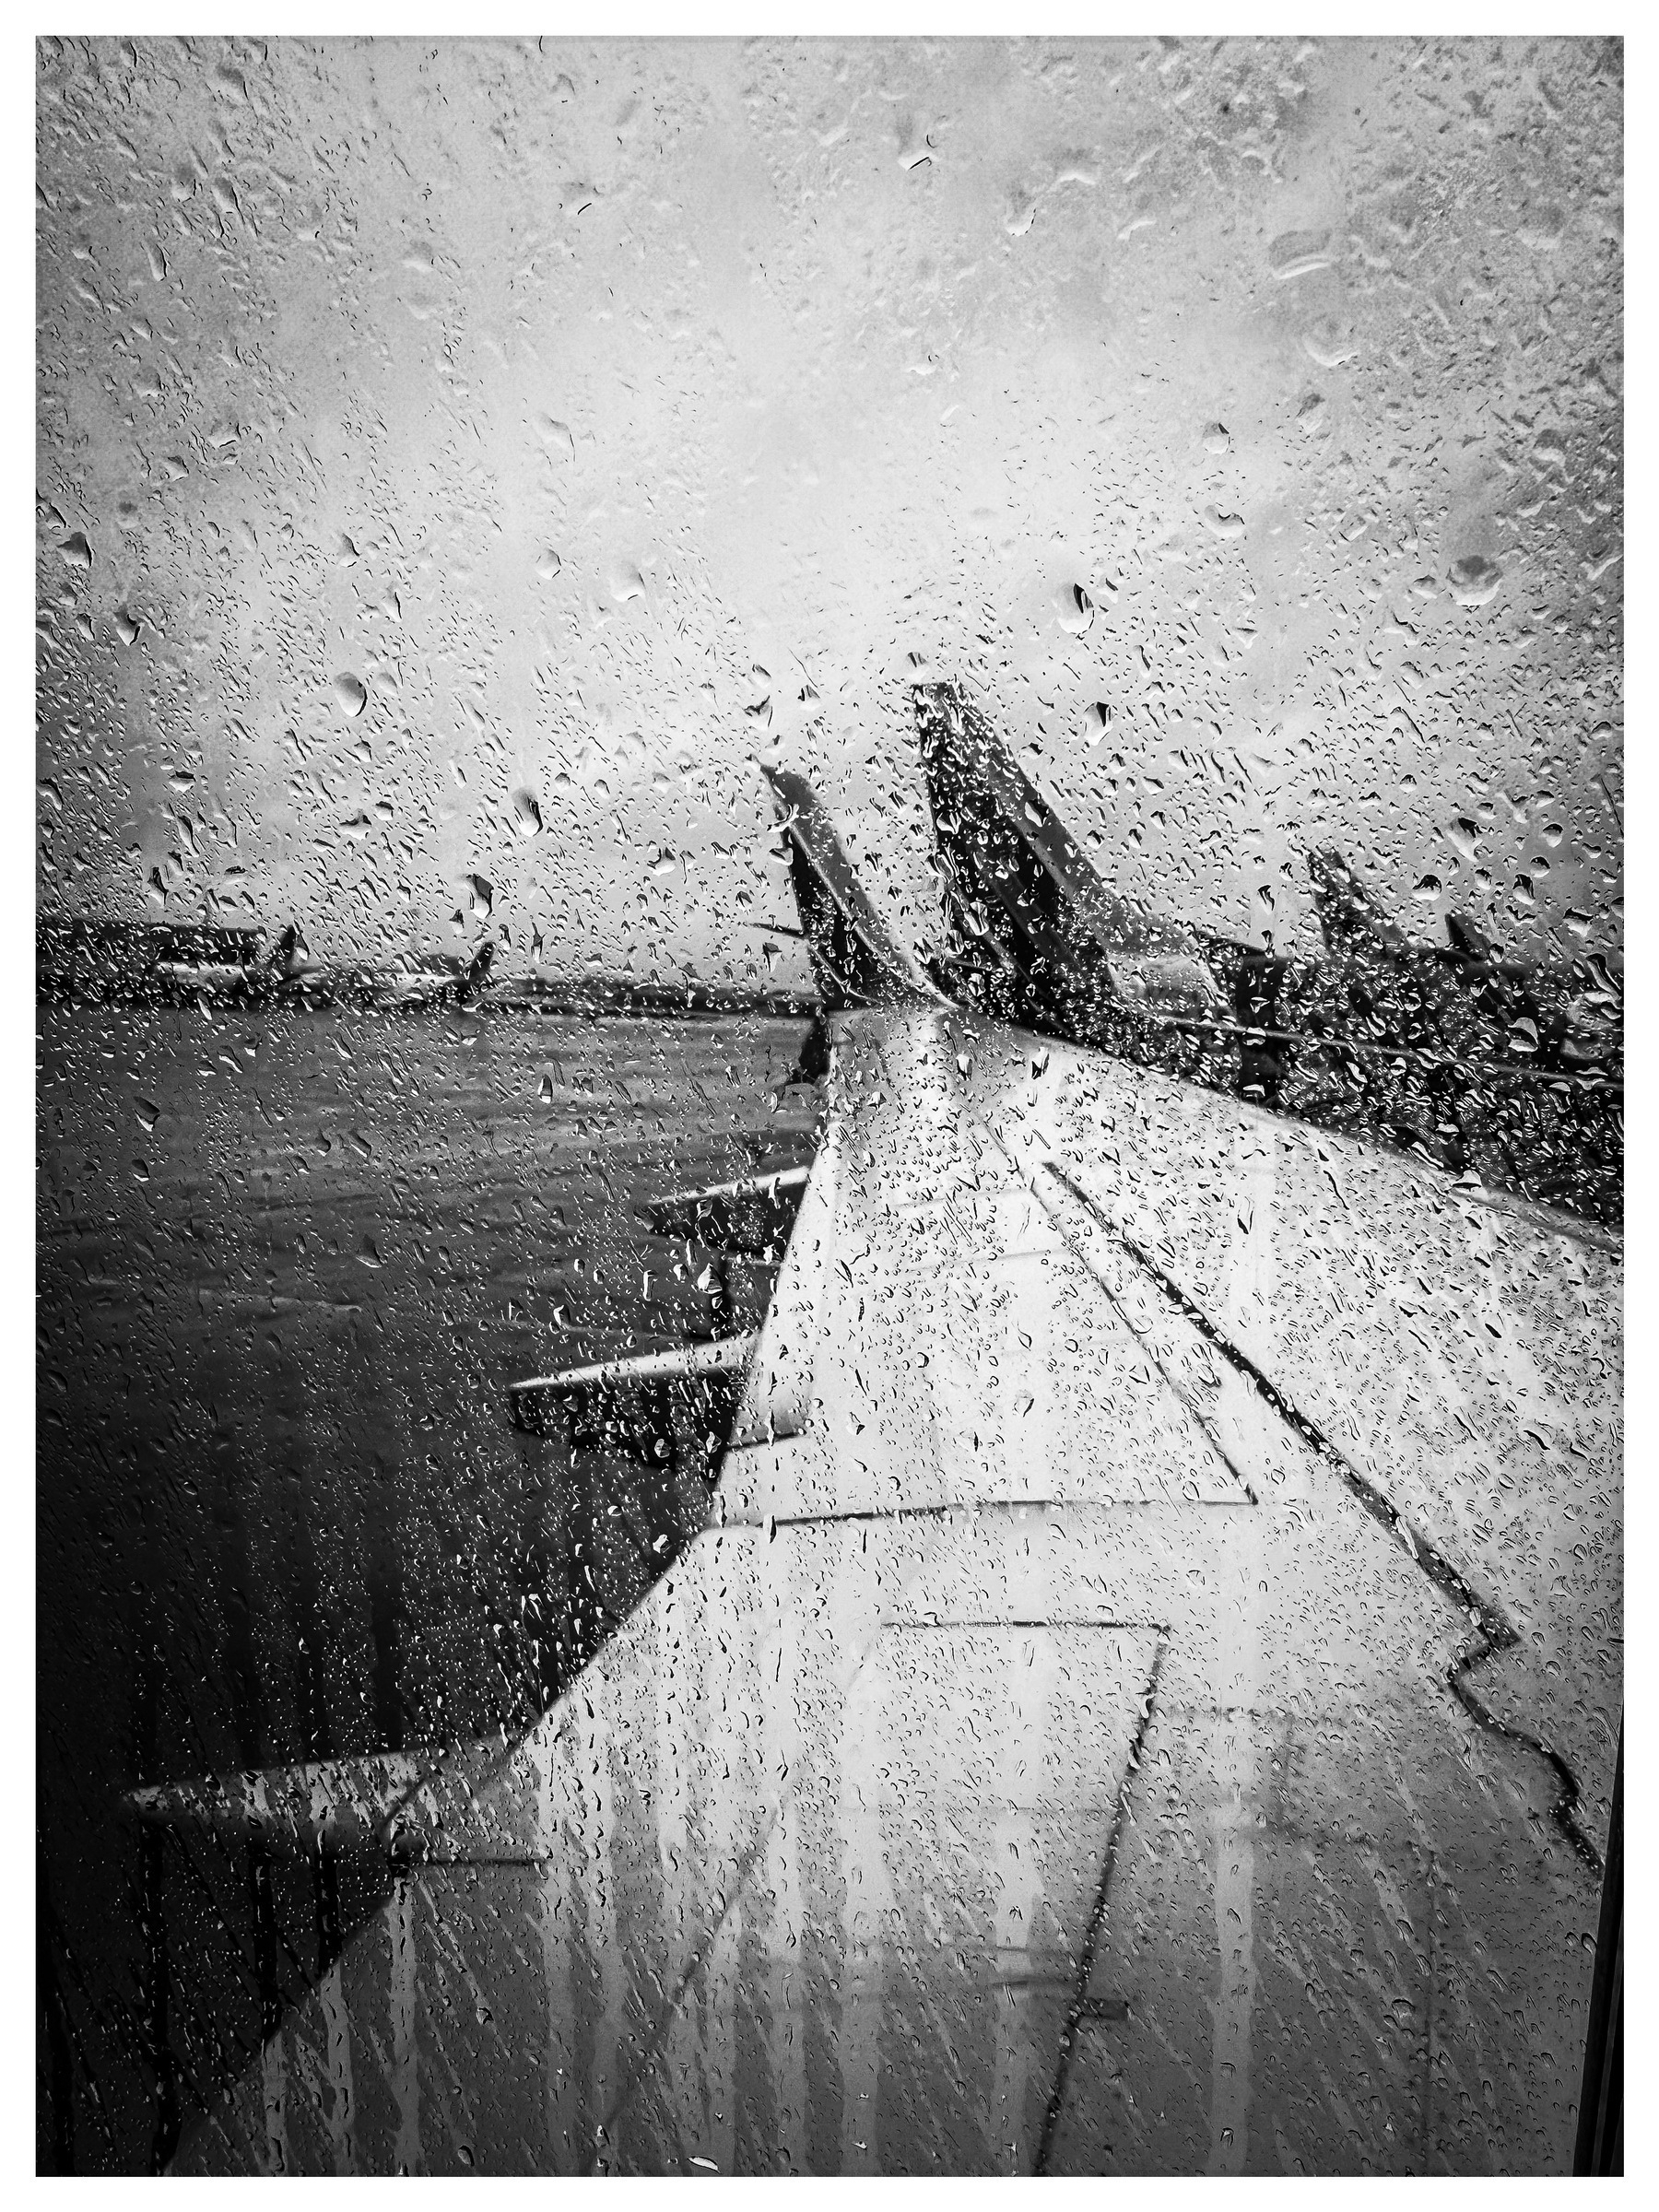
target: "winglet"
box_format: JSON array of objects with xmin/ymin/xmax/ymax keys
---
[{"xmin": 761, "ymin": 763, "xmax": 939, "ymax": 1010}]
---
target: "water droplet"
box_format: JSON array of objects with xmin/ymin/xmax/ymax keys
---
[
  {"xmin": 1302, "ymin": 320, "xmax": 1359, "ymax": 368},
  {"xmin": 1057, "ymin": 583, "xmax": 1093, "ymax": 635},
  {"xmin": 1448, "ymin": 555, "xmax": 1502, "ymax": 608},
  {"xmin": 1269, "ymin": 228, "xmax": 1333, "ymax": 279}
]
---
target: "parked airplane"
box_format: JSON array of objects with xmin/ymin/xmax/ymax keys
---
[
  {"xmin": 912, "ymin": 681, "xmax": 1621, "ymax": 1225},
  {"xmin": 273, "ymin": 935, "xmax": 499, "ymax": 1009},
  {"xmin": 38, "ymin": 919, "xmax": 303, "ymax": 1004},
  {"xmin": 128, "ymin": 707, "xmax": 1622, "ymax": 2176},
  {"xmin": 37, "ymin": 919, "xmax": 500, "ymax": 1010}
]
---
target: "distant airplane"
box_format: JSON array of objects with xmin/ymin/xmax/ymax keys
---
[
  {"xmin": 260, "ymin": 935, "xmax": 499, "ymax": 1009},
  {"xmin": 128, "ymin": 711, "xmax": 1621, "ymax": 2176}
]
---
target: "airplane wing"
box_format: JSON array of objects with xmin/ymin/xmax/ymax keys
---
[{"xmin": 163, "ymin": 996, "xmax": 1619, "ymax": 2176}]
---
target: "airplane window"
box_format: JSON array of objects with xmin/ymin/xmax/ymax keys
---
[{"xmin": 38, "ymin": 34, "xmax": 1620, "ymax": 2177}]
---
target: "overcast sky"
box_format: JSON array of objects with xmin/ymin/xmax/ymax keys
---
[{"xmin": 37, "ymin": 35, "xmax": 1622, "ymax": 984}]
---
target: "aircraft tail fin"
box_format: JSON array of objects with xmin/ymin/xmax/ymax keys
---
[
  {"xmin": 454, "ymin": 937, "xmax": 495, "ymax": 1005},
  {"xmin": 1308, "ymin": 849, "xmax": 1409, "ymax": 959},
  {"xmin": 254, "ymin": 922, "xmax": 305, "ymax": 987},
  {"xmin": 912, "ymin": 681, "xmax": 1223, "ymax": 1017}
]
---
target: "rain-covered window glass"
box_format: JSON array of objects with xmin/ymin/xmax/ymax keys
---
[{"xmin": 39, "ymin": 35, "xmax": 1621, "ymax": 2177}]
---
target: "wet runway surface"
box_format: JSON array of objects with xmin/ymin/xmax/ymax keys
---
[{"xmin": 36, "ymin": 1004, "xmax": 818, "ymax": 2172}]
